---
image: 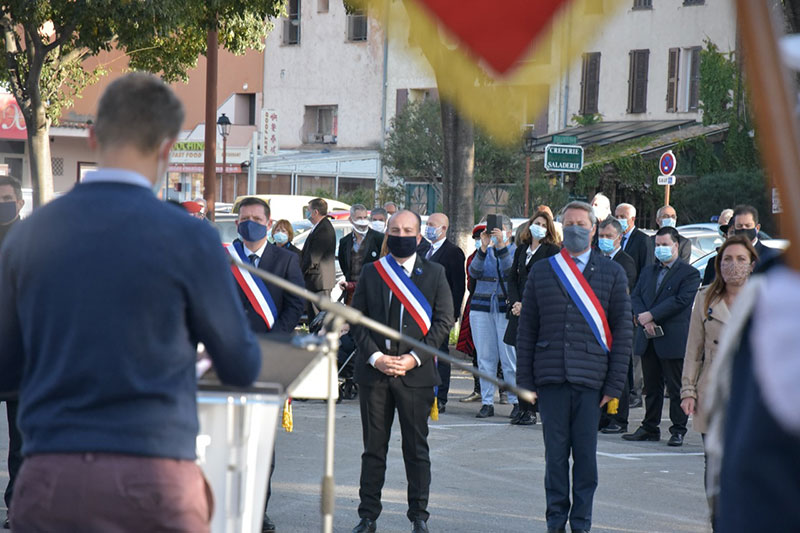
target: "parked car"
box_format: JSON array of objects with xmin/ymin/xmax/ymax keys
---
[
  {"xmin": 691, "ymin": 239, "xmax": 788, "ymax": 281},
  {"xmin": 678, "ymin": 223, "xmax": 772, "ymax": 241}
]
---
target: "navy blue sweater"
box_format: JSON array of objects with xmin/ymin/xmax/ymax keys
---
[{"xmin": 0, "ymin": 181, "xmax": 262, "ymax": 460}]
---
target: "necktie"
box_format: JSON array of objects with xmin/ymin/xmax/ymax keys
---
[
  {"xmin": 426, "ymin": 246, "xmax": 434, "ymax": 260},
  {"xmin": 388, "ymin": 293, "xmax": 402, "ymax": 354},
  {"xmin": 249, "ymin": 253, "xmax": 258, "ymax": 266},
  {"xmin": 656, "ymin": 265, "xmax": 668, "ymax": 291},
  {"xmin": 621, "ymin": 233, "xmax": 628, "ymax": 250}
]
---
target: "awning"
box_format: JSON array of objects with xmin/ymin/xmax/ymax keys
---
[{"xmin": 528, "ymin": 120, "xmax": 698, "ymax": 153}]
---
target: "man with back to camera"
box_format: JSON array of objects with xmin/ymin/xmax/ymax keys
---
[
  {"xmin": 0, "ymin": 175, "xmax": 24, "ymax": 529},
  {"xmin": 349, "ymin": 210, "xmax": 454, "ymax": 533},
  {"xmin": 516, "ymin": 201, "xmax": 632, "ymax": 533},
  {"xmin": 0, "ymin": 73, "xmax": 262, "ymax": 532},
  {"xmin": 301, "ymin": 197, "xmax": 336, "ymax": 318}
]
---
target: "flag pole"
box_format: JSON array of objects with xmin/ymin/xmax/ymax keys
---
[{"xmin": 736, "ymin": 0, "xmax": 800, "ymax": 270}]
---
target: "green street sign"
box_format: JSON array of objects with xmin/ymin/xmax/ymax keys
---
[
  {"xmin": 544, "ymin": 144, "xmax": 584, "ymax": 172},
  {"xmin": 552, "ymin": 134, "xmax": 578, "ymax": 144}
]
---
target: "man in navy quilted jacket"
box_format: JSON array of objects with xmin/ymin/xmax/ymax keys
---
[{"xmin": 517, "ymin": 201, "xmax": 632, "ymax": 533}]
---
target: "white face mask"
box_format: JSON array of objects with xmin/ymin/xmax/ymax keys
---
[
  {"xmin": 660, "ymin": 217, "xmax": 676, "ymax": 228},
  {"xmin": 352, "ymin": 218, "xmax": 369, "ymax": 235},
  {"xmin": 370, "ymin": 220, "xmax": 386, "ymax": 233}
]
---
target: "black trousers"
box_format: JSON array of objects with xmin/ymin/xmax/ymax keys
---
[
  {"xmin": 641, "ymin": 344, "xmax": 688, "ymax": 436},
  {"xmin": 4, "ymin": 399, "xmax": 23, "ymax": 509},
  {"xmin": 436, "ymin": 341, "xmax": 450, "ymax": 406},
  {"xmin": 358, "ymin": 379, "xmax": 434, "ymax": 523},
  {"xmin": 538, "ymin": 383, "xmax": 602, "ymax": 531}
]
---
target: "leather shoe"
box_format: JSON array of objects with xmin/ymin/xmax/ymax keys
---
[
  {"xmin": 509, "ymin": 403, "xmax": 520, "ymax": 419},
  {"xmin": 352, "ymin": 518, "xmax": 377, "ymax": 533},
  {"xmin": 437, "ymin": 400, "xmax": 446, "ymax": 414},
  {"xmin": 667, "ymin": 433, "xmax": 684, "ymax": 447},
  {"xmin": 476, "ymin": 404, "xmax": 494, "ymax": 418},
  {"xmin": 601, "ymin": 422, "xmax": 627, "ymax": 434},
  {"xmin": 412, "ymin": 519, "xmax": 429, "ymax": 533},
  {"xmin": 622, "ymin": 427, "xmax": 660, "ymax": 441},
  {"xmin": 629, "ymin": 395, "xmax": 643, "ymax": 408},
  {"xmin": 3, "ymin": 517, "xmax": 9, "ymax": 530},
  {"xmin": 459, "ymin": 391, "xmax": 481, "ymax": 403},
  {"xmin": 519, "ymin": 410, "xmax": 536, "ymax": 425},
  {"xmin": 262, "ymin": 514, "xmax": 276, "ymax": 532}
]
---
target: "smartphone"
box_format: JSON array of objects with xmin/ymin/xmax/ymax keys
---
[
  {"xmin": 486, "ymin": 214, "xmax": 500, "ymax": 234},
  {"xmin": 644, "ymin": 325, "xmax": 664, "ymax": 339}
]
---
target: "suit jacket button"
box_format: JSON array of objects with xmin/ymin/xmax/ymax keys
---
[{"xmin": 713, "ymin": 340, "xmax": 718, "ymax": 344}]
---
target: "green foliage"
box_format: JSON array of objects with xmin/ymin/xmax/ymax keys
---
[
  {"xmin": 382, "ymin": 98, "xmax": 525, "ymax": 187},
  {"xmin": 571, "ymin": 113, "xmax": 603, "ymax": 126},
  {"xmin": 377, "ymin": 181, "xmax": 405, "ymax": 207},
  {"xmin": 672, "ymin": 171, "xmax": 774, "ymax": 233},
  {"xmin": 699, "ymin": 40, "xmax": 736, "ymax": 126},
  {"xmin": 339, "ymin": 187, "xmax": 375, "ymax": 208},
  {"xmin": 506, "ymin": 178, "xmax": 570, "ymax": 218}
]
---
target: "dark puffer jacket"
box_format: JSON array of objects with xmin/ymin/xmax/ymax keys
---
[{"xmin": 516, "ymin": 250, "xmax": 633, "ymax": 398}]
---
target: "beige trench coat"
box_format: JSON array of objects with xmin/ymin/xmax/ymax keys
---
[{"xmin": 681, "ymin": 287, "xmax": 730, "ymax": 434}]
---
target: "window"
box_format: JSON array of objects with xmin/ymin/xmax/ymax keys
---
[
  {"xmin": 633, "ymin": 0, "xmax": 652, "ymax": 8},
  {"xmin": 318, "ymin": 0, "xmax": 329, "ymax": 12},
  {"xmin": 666, "ymin": 48, "xmax": 680, "ymax": 112},
  {"xmin": 347, "ymin": 10, "xmax": 368, "ymax": 42},
  {"xmin": 283, "ymin": 0, "xmax": 300, "ymax": 45},
  {"xmin": 627, "ymin": 49, "xmax": 649, "ymax": 113},
  {"xmin": 579, "ymin": 52, "xmax": 601, "ymax": 115},
  {"xmin": 51, "ymin": 157, "xmax": 64, "ymax": 176},
  {"xmin": 303, "ymin": 105, "xmax": 338, "ymax": 144},
  {"xmin": 687, "ymin": 47, "xmax": 701, "ymax": 111},
  {"xmin": 683, "ymin": 0, "xmax": 704, "ymax": 4}
]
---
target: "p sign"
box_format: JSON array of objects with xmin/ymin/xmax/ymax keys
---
[{"xmin": 659, "ymin": 150, "xmax": 676, "ymax": 177}]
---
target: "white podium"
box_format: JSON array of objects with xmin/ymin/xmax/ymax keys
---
[{"xmin": 197, "ymin": 334, "xmax": 329, "ymax": 533}]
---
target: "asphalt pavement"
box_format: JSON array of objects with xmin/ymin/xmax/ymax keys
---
[{"xmin": 0, "ymin": 365, "xmax": 712, "ymax": 533}]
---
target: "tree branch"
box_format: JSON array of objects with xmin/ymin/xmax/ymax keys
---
[
  {"xmin": 1, "ymin": 15, "xmax": 29, "ymax": 113},
  {"xmin": 43, "ymin": 21, "xmax": 78, "ymax": 53}
]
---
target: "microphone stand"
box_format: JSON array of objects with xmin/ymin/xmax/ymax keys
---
[{"xmin": 229, "ymin": 256, "xmax": 534, "ymax": 533}]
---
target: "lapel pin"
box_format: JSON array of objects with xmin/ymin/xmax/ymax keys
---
[
  {"xmin": 372, "ymin": 251, "xmax": 377, "ymax": 257},
  {"xmin": 415, "ymin": 268, "xmax": 423, "ymax": 275}
]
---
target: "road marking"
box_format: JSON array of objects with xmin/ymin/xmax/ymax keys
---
[{"xmin": 597, "ymin": 451, "xmax": 704, "ymax": 461}]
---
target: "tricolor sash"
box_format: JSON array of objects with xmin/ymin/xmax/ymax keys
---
[
  {"xmin": 374, "ymin": 255, "xmax": 432, "ymax": 335},
  {"xmin": 549, "ymin": 249, "xmax": 612, "ymax": 352},
  {"xmin": 225, "ymin": 241, "xmax": 278, "ymax": 330}
]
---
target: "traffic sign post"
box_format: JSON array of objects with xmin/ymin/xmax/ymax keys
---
[
  {"xmin": 544, "ymin": 144, "xmax": 584, "ymax": 172},
  {"xmin": 658, "ymin": 150, "xmax": 677, "ymax": 206}
]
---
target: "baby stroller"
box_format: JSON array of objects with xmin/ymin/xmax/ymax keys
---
[{"xmin": 307, "ymin": 303, "xmax": 358, "ymax": 401}]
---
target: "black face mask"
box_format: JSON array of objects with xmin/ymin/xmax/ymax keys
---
[
  {"xmin": 386, "ymin": 235, "xmax": 418, "ymax": 258},
  {"xmin": 734, "ymin": 227, "xmax": 758, "ymax": 241}
]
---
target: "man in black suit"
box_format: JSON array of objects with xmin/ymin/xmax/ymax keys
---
[
  {"xmin": 301, "ymin": 197, "xmax": 336, "ymax": 319},
  {"xmin": 423, "ymin": 212, "xmax": 466, "ymax": 413},
  {"xmin": 517, "ymin": 201, "xmax": 632, "ymax": 533},
  {"xmin": 597, "ymin": 218, "xmax": 637, "ymax": 434},
  {"xmin": 350, "ymin": 210, "xmax": 454, "ymax": 533},
  {"xmin": 614, "ymin": 202, "xmax": 653, "ymax": 408},
  {"xmin": 624, "ymin": 226, "xmax": 701, "ymax": 447},
  {"xmin": 231, "ymin": 197, "xmax": 305, "ymax": 533},
  {"xmin": 655, "ymin": 205, "xmax": 691, "ymax": 261},
  {"xmin": 338, "ymin": 203, "xmax": 384, "ymax": 304},
  {"xmin": 0, "ymin": 176, "xmax": 24, "ymax": 529},
  {"xmin": 234, "ymin": 197, "xmax": 305, "ymax": 335}
]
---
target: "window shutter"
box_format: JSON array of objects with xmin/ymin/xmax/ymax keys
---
[
  {"xmin": 689, "ymin": 47, "xmax": 701, "ymax": 111},
  {"xmin": 632, "ymin": 50, "xmax": 649, "ymax": 113},
  {"xmin": 581, "ymin": 53, "xmax": 600, "ymax": 115},
  {"xmin": 666, "ymin": 48, "xmax": 680, "ymax": 112},
  {"xmin": 396, "ymin": 89, "xmax": 409, "ymax": 116}
]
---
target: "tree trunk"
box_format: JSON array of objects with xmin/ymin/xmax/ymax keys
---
[
  {"xmin": 439, "ymin": 97, "xmax": 475, "ymax": 253},
  {"xmin": 27, "ymin": 108, "xmax": 53, "ymax": 208}
]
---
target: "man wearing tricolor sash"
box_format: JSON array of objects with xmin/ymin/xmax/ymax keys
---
[
  {"xmin": 517, "ymin": 201, "xmax": 633, "ymax": 533},
  {"xmin": 349, "ymin": 210, "xmax": 454, "ymax": 533},
  {"xmin": 229, "ymin": 197, "xmax": 305, "ymax": 533}
]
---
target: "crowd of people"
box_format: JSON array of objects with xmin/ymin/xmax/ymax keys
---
[{"xmin": 0, "ymin": 71, "xmax": 795, "ymax": 533}]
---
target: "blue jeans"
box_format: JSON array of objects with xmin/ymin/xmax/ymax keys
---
[{"xmin": 470, "ymin": 299, "xmax": 517, "ymax": 405}]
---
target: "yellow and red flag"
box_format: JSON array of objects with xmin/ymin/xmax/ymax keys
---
[{"xmin": 355, "ymin": 0, "xmax": 625, "ymax": 142}]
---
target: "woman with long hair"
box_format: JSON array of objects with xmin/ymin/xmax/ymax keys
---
[
  {"xmin": 681, "ymin": 235, "xmax": 757, "ymax": 520},
  {"xmin": 504, "ymin": 209, "xmax": 561, "ymax": 425}
]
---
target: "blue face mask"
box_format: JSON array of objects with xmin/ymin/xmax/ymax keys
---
[
  {"xmin": 238, "ymin": 220, "xmax": 268, "ymax": 242},
  {"xmin": 272, "ymin": 231, "xmax": 289, "ymax": 244},
  {"xmin": 475, "ymin": 240, "xmax": 481, "ymax": 249},
  {"xmin": 0, "ymin": 201, "xmax": 17, "ymax": 224},
  {"xmin": 616, "ymin": 217, "xmax": 629, "ymax": 232},
  {"xmin": 655, "ymin": 245, "xmax": 674, "ymax": 262},
  {"xmin": 598, "ymin": 237, "xmax": 616, "ymax": 254},
  {"xmin": 530, "ymin": 223, "xmax": 547, "ymax": 241},
  {"xmin": 660, "ymin": 217, "xmax": 676, "ymax": 228},
  {"xmin": 491, "ymin": 233, "xmax": 507, "ymax": 247},
  {"xmin": 424, "ymin": 226, "xmax": 440, "ymax": 241}
]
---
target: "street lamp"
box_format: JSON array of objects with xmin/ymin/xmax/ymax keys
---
[
  {"xmin": 523, "ymin": 127, "xmax": 537, "ymax": 218},
  {"xmin": 217, "ymin": 113, "xmax": 231, "ymax": 203}
]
